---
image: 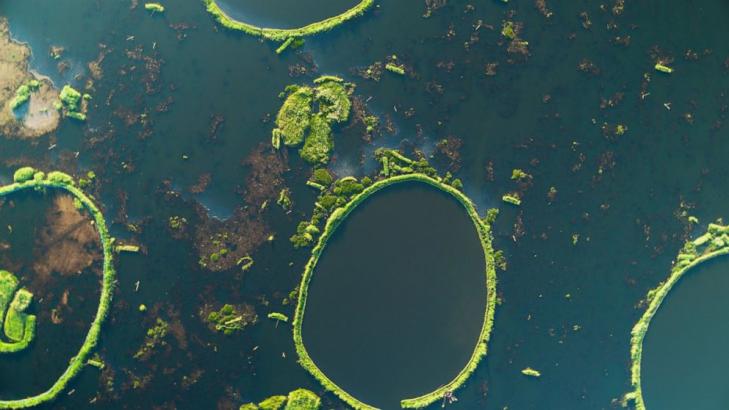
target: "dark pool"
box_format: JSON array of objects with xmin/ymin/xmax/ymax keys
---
[
  {"xmin": 642, "ymin": 258, "xmax": 729, "ymax": 410},
  {"xmin": 301, "ymin": 181, "xmax": 488, "ymax": 408}
]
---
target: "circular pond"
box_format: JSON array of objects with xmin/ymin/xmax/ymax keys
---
[
  {"xmin": 642, "ymin": 258, "xmax": 729, "ymax": 410},
  {"xmin": 296, "ymin": 178, "xmax": 493, "ymax": 409},
  {"xmin": 213, "ymin": 0, "xmax": 364, "ymax": 30}
]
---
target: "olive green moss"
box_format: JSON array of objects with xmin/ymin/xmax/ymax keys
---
[
  {"xmin": 624, "ymin": 222, "xmax": 729, "ymax": 409},
  {"xmin": 0, "ymin": 167, "xmax": 116, "ymax": 409},
  {"xmin": 9, "ymin": 80, "xmax": 40, "ymax": 110},
  {"xmin": 292, "ymin": 151, "xmax": 498, "ymax": 409},
  {"xmin": 299, "ymin": 114, "xmax": 333, "ymax": 165},
  {"xmin": 207, "ymin": 304, "xmax": 255, "ymax": 335},
  {"xmin": 273, "ymin": 86, "xmax": 313, "ymax": 147},
  {"xmin": 58, "ymin": 85, "xmax": 87, "ymax": 121},
  {"xmin": 284, "ymin": 388, "xmax": 321, "ymax": 410},
  {"xmin": 239, "ymin": 388, "xmax": 320, "ymax": 410},
  {"xmin": 0, "ymin": 270, "xmax": 36, "ymax": 353},
  {"xmin": 203, "ymin": 0, "xmax": 374, "ymax": 42},
  {"xmin": 272, "ymin": 78, "xmax": 353, "ymax": 165},
  {"xmin": 144, "ymin": 3, "xmax": 165, "ymax": 13}
]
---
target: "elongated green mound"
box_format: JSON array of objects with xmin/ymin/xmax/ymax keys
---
[
  {"xmin": 0, "ymin": 167, "xmax": 116, "ymax": 409},
  {"xmin": 203, "ymin": 0, "xmax": 374, "ymax": 42},
  {"xmin": 625, "ymin": 222, "xmax": 729, "ymax": 410},
  {"xmin": 292, "ymin": 152, "xmax": 498, "ymax": 409}
]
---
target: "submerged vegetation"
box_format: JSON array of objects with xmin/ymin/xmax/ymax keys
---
[
  {"xmin": 291, "ymin": 149, "xmax": 498, "ymax": 409},
  {"xmin": 272, "ymin": 77, "xmax": 353, "ymax": 165},
  {"xmin": 0, "ymin": 167, "xmax": 116, "ymax": 409},
  {"xmin": 624, "ymin": 222, "xmax": 729, "ymax": 410},
  {"xmin": 203, "ymin": 0, "xmax": 374, "ymax": 43}
]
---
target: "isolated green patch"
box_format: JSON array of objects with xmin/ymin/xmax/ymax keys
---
[
  {"xmin": 272, "ymin": 77, "xmax": 353, "ymax": 165},
  {"xmin": 0, "ymin": 167, "xmax": 116, "ymax": 409}
]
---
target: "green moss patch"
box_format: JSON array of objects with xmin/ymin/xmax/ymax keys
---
[
  {"xmin": 272, "ymin": 77, "xmax": 353, "ymax": 165},
  {"xmin": 0, "ymin": 167, "xmax": 116, "ymax": 409}
]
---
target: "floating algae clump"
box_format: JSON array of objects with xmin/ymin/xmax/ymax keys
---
[
  {"xmin": 0, "ymin": 167, "xmax": 116, "ymax": 409},
  {"xmin": 272, "ymin": 77, "xmax": 353, "ymax": 165},
  {"xmin": 144, "ymin": 3, "xmax": 165, "ymax": 13},
  {"xmin": 0, "ymin": 270, "xmax": 36, "ymax": 353}
]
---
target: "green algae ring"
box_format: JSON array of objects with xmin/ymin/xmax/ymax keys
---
[
  {"xmin": 203, "ymin": 0, "xmax": 375, "ymax": 42},
  {"xmin": 0, "ymin": 167, "xmax": 116, "ymax": 409}
]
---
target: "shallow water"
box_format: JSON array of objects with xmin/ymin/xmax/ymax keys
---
[{"xmin": 302, "ymin": 182, "xmax": 487, "ymax": 408}]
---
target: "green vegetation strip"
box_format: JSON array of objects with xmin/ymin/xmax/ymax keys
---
[
  {"xmin": 625, "ymin": 222, "xmax": 729, "ymax": 410},
  {"xmin": 203, "ymin": 0, "xmax": 374, "ymax": 42},
  {"xmin": 292, "ymin": 173, "xmax": 497, "ymax": 409},
  {"xmin": 0, "ymin": 167, "xmax": 116, "ymax": 409}
]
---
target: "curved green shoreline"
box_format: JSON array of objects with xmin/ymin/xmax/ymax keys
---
[
  {"xmin": 0, "ymin": 168, "xmax": 116, "ymax": 409},
  {"xmin": 292, "ymin": 173, "xmax": 497, "ymax": 409},
  {"xmin": 203, "ymin": 0, "xmax": 375, "ymax": 42},
  {"xmin": 625, "ymin": 223, "xmax": 729, "ymax": 410}
]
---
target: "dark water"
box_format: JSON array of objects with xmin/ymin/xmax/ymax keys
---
[
  {"xmin": 642, "ymin": 258, "xmax": 729, "ymax": 410},
  {"xmin": 0, "ymin": 0, "xmax": 728, "ymax": 408},
  {"xmin": 215, "ymin": 0, "xmax": 364, "ymax": 30},
  {"xmin": 302, "ymin": 182, "xmax": 487, "ymax": 408}
]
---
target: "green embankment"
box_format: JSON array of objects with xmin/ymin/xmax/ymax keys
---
[
  {"xmin": 291, "ymin": 151, "xmax": 498, "ymax": 409},
  {"xmin": 203, "ymin": 0, "xmax": 374, "ymax": 42},
  {"xmin": 0, "ymin": 167, "xmax": 116, "ymax": 409},
  {"xmin": 624, "ymin": 222, "xmax": 729, "ymax": 410}
]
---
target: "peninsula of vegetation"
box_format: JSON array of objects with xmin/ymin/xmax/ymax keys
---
[
  {"xmin": 624, "ymin": 222, "xmax": 729, "ymax": 410},
  {"xmin": 203, "ymin": 0, "xmax": 374, "ymax": 43},
  {"xmin": 0, "ymin": 19, "xmax": 60, "ymax": 138},
  {"xmin": 0, "ymin": 167, "xmax": 116, "ymax": 409},
  {"xmin": 291, "ymin": 149, "xmax": 498, "ymax": 409}
]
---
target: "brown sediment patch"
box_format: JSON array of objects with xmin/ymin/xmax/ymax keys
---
[
  {"xmin": 0, "ymin": 18, "xmax": 60, "ymax": 138},
  {"xmin": 33, "ymin": 194, "xmax": 101, "ymax": 277},
  {"xmin": 241, "ymin": 143, "xmax": 288, "ymax": 208}
]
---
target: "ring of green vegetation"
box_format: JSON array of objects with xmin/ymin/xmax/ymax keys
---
[
  {"xmin": 625, "ymin": 222, "xmax": 729, "ymax": 410},
  {"xmin": 203, "ymin": 0, "xmax": 375, "ymax": 42},
  {"xmin": 292, "ymin": 173, "xmax": 497, "ymax": 409},
  {"xmin": 0, "ymin": 167, "xmax": 116, "ymax": 409}
]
